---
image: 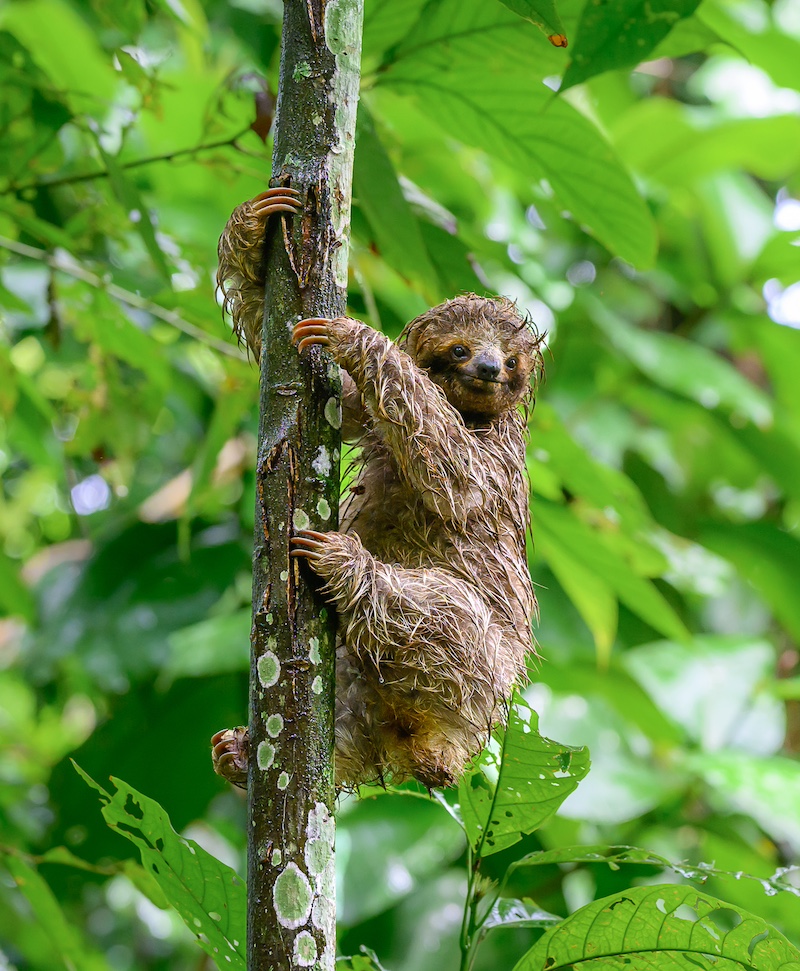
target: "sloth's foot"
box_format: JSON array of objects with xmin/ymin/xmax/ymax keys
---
[{"xmin": 211, "ymin": 726, "xmax": 249, "ymax": 789}]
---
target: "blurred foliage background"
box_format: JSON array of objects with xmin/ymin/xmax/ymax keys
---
[{"xmin": 1, "ymin": 0, "xmax": 800, "ymax": 967}]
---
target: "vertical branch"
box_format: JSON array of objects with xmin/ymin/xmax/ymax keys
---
[{"xmin": 248, "ymin": 2, "xmax": 363, "ymax": 970}]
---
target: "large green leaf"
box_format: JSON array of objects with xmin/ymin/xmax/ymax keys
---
[
  {"xmin": 700, "ymin": 523, "xmax": 800, "ymax": 643},
  {"xmin": 164, "ymin": 609, "xmax": 250, "ymax": 683},
  {"xmin": 339, "ymin": 795, "xmax": 465, "ymax": 925},
  {"xmin": 515, "ymin": 884, "xmax": 800, "ymax": 970},
  {"xmin": 590, "ymin": 298, "xmax": 773, "ymax": 429},
  {"xmin": 508, "ymin": 843, "xmax": 800, "ymax": 897},
  {"xmin": 700, "ymin": 0, "xmax": 800, "ymax": 94},
  {"xmin": 458, "ymin": 699, "xmax": 590, "ymax": 857},
  {"xmin": 378, "ymin": 0, "xmax": 656, "ymax": 268},
  {"xmin": 74, "ymin": 765, "xmax": 247, "ymax": 971},
  {"xmin": 536, "ymin": 502, "xmax": 690, "ymax": 643},
  {"xmin": 624, "ymin": 636, "xmax": 784, "ymax": 754},
  {"xmin": 561, "ymin": 0, "xmax": 702, "ymax": 91},
  {"xmin": 496, "ymin": 0, "xmax": 567, "ymax": 43},
  {"xmin": 691, "ymin": 751, "xmax": 800, "ymax": 854},
  {"xmin": 354, "ymin": 105, "xmax": 440, "ymax": 298},
  {"xmin": 1, "ymin": 853, "xmax": 112, "ymax": 971}
]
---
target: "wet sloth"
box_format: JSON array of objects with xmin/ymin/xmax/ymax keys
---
[{"xmin": 213, "ymin": 189, "xmax": 543, "ymax": 789}]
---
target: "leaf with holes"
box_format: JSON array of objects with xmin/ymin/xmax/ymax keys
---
[
  {"xmin": 514, "ymin": 884, "xmax": 800, "ymax": 971},
  {"xmin": 458, "ymin": 699, "xmax": 590, "ymax": 858},
  {"xmin": 73, "ymin": 763, "xmax": 246, "ymax": 971}
]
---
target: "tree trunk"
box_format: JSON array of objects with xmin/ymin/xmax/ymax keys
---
[{"xmin": 247, "ymin": 3, "xmax": 363, "ymax": 969}]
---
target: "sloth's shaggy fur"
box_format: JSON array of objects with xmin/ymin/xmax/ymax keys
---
[{"xmin": 216, "ymin": 198, "xmax": 543, "ymax": 788}]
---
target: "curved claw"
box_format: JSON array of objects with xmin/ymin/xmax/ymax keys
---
[
  {"xmin": 252, "ymin": 187, "xmax": 301, "ymax": 203},
  {"xmin": 289, "ymin": 529, "xmax": 330, "ymax": 559},
  {"xmin": 250, "ymin": 187, "xmax": 303, "ymax": 222},
  {"xmin": 293, "ymin": 318, "xmax": 332, "ymax": 352}
]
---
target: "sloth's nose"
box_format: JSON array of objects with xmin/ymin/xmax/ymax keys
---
[{"xmin": 474, "ymin": 353, "xmax": 502, "ymax": 380}]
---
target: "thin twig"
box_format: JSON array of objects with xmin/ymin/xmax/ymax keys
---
[
  {"xmin": 0, "ymin": 235, "xmax": 245, "ymax": 360},
  {"xmin": 3, "ymin": 128, "xmax": 251, "ymax": 196}
]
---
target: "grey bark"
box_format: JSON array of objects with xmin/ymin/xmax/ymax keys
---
[{"xmin": 247, "ymin": 2, "xmax": 363, "ymax": 969}]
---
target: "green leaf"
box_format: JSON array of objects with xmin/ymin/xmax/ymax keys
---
[
  {"xmin": 0, "ymin": 550, "xmax": 35, "ymax": 621},
  {"xmin": 73, "ymin": 764, "xmax": 246, "ymax": 971},
  {"xmin": 164, "ymin": 610, "xmax": 250, "ymax": 683},
  {"xmin": 379, "ymin": 0, "xmax": 656, "ymax": 268},
  {"xmin": 72, "ymin": 288, "xmax": 171, "ymax": 388},
  {"xmin": 700, "ymin": 0, "xmax": 800, "ymax": 94},
  {"xmin": 495, "ymin": 0, "xmax": 567, "ymax": 43},
  {"xmin": 700, "ymin": 523, "xmax": 800, "ymax": 643},
  {"xmin": 95, "ymin": 142, "xmax": 172, "ymax": 284},
  {"xmin": 515, "ymin": 883, "xmax": 800, "ymax": 971},
  {"xmin": 509, "ymin": 843, "xmax": 800, "ymax": 897},
  {"xmin": 479, "ymin": 896, "xmax": 561, "ymax": 936},
  {"xmin": 186, "ymin": 382, "xmax": 252, "ymax": 517},
  {"xmin": 337, "ymin": 946, "xmax": 392, "ymax": 971},
  {"xmin": 354, "ymin": 105, "xmax": 439, "ymax": 298},
  {"xmin": 624, "ymin": 636, "xmax": 784, "ymax": 754},
  {"xmin": 458, "ymin": 699, "xmax": 590, "ymax": 857},
  {"xmin": 691, "ymin": 751, "xmax": 800, "ymax": 854},
  {"xmin": 590, "ymin": 298, "xmax": 774, "ymax": 429},
  {"xmin": 561, "ymin": 0, "xmax": 702, "ymax": 91},
  {"xmin": 536, "ymin": 502, "xmax": 690, "ymax": 643},
  {"xmin": 1, "ymin": 0, "xmax": 118, "ymax": 116},
  {"xmin": 339, "ymin": 795, "xmax": 465, "ymax": 925},
  {"xmin": 537, "ymin": 528, "xmax": 618, "ymax": 658},
  {"xmin": 1, "ymin": 852, "xmax": 111, "ymax": 971}
]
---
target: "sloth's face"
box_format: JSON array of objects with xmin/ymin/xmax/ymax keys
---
[
  {"xmin": 422, "ymin": 337, "xmax": 534, "ymax": 419},
  {"xmin": 399, "ymin": 295, "xmax": 544, "ymax": 422}
]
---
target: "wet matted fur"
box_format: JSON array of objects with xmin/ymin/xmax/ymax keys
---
[{"xmin": 217, "ymin": 200, "xmax": 543, "ymax": 788}]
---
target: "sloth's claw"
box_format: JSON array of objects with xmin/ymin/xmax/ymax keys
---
[
  {"xmin": 290, "ymin": 528, "xmax": 331, "ymax": 559},
  {"xmin": 293, "ymin": 318, "xmax": 332, "ymax": 352}
]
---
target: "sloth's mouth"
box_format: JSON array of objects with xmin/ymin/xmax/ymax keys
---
[{"xmin": 461, "ymin": 374, "xmax": 507, "ymax": 390}]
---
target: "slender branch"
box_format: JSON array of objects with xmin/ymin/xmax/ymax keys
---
[
  {"xmin": 0, "ymin": 235, "xmax": 245, "ymax": 359},
  {"xmin": 246, "ymin": 3, "xmax": 363, "ymax": 970},
  {"xmin": 2, "ymin": 128, "xmax": 250, "ymax": 196}
]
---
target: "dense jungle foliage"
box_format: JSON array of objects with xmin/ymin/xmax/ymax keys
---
[{"xmin": 1, "ymin": 0, "xmax": 800, "ymax": 968}]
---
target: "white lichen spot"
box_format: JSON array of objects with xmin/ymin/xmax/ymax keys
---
[
  {"xmin": 316, "ymin": 497, "xmax": 331, "ymax": 521},
  {"xmin": 312, "ymin": 445, "xmax": 332, "ymax": 477},
  {"xmin": 324, "ymin": 397, "xmax": 342, "ymax": 429},
  {"xmin": 312, "ymin": 675, "xmax": 324, "ymax": 695},
  {"xmin": 271, "ymin": 848, "xmax": 282, "ymax": 867},
  {"xmin": 293, "ymin": 931, "xmax": 317, "ymax": 967},
  {"xmin": 307, "ymin": 802, "xmax": 335, "ymax": 845},
  {"xmin": 267, "ymin": 636, "xmax": 277, "ymax": 651},
  {"xmin": 278, "ymin": 772, "xmax": 290, "ymax": 790},
  {"xmin": 273, "ymin": 863, "xmax": 313, "ymax": 929},
  {"xmin": 266, "ymin": 612, "xmax": 274, "ymax": 625},
  {"xmin": 257, "ymin": 741, "xmax": 275, "ymax": 770},
  {"xmin": 257, "ymin": 652, "xmax": 280, "ymax": 689},
  {"xmin": 293, "ymin": 508, "xmax": 310, "ymax": 530},
  {"xmin": 280, "ymin": 569, "xmax": 289, "ymax": 582},
  {"xmin": 309, "ymin": 636, "xmax": 321, "ymax": 665},
  {"xmin": 266, "ymin": 713, "xmax": 284, "ymax": 738},
  {"xmin": 312, "ymin": 893, "xmax": 335, "ymax": 933},
  {"xmin": 305, "ymin": 837, "xmax": 332, "ymax": 877}
]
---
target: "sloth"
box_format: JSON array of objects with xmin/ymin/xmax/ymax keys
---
[{"xmin": 212, "ymin": 188, "xmax": 543, "ymax": 789}]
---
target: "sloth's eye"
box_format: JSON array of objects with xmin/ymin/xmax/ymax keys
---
[
  {"xmin": 451, "ymin": 345, "xmax": 470, "ymax": 360},
  {"xmin": 506, "ymin": 357, "xmax": 518, "ymax": 370}
]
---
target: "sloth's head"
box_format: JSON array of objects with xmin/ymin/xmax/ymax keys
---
[{"xmin": 398, "ymin": 294, "xmax": 544, "ymax": 421}]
